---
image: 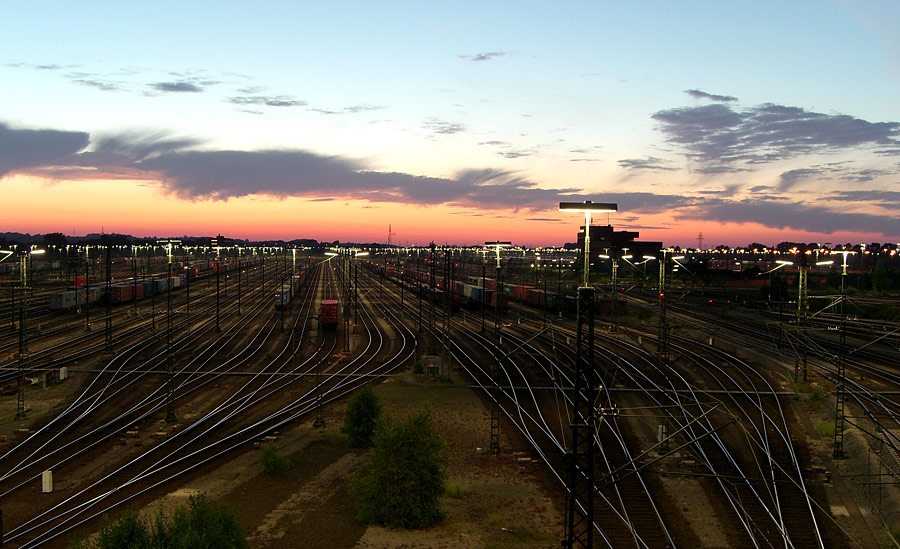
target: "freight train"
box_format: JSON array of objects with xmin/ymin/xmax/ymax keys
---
[
  {"xmin": 274, "ymin": 271, "xmax": 306, "ymax": 310},
  {"xmin": 47, "ymin": 259, "xmax": 261, "ymax": 311}
]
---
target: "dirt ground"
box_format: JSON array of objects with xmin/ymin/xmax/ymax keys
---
[{"xmin": 135, "ymin": 369, "xmax": 565, "ymax": 549}]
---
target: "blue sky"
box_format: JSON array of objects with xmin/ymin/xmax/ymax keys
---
[{"xmin": 2, "ymin": 1, "xmax": 898, "ymax": 246}]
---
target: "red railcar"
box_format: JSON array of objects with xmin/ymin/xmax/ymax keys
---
[{"xmin": 320, "ymin": 300, "xmax": 339, "ymax": 329}]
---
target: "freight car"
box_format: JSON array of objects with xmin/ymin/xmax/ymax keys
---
[{"xmin": 320, "ymin": 299, "xmax": 339, "ymax": 329}]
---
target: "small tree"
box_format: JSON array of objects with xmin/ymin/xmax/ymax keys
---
[
  {"xmin": 342, "ymin": 383, "xmax": 382, "ymax": 447},
  {"xmin": 351, "ymin": 409, "xmax": 447, "ymax": 529}
]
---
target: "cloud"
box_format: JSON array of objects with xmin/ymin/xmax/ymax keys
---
[
  {"xmin": 778, "ymin": 168, "xmax": 823, "ymax": 190},
  {"xmin": 839, "ymin": 168, "xmax": 893, "ymax": 182},
  {"xmin": 677, "ymin": 197, "xmax": 899, "ymax": 236},
  {"xmin": 227, "ymin": 95, "xmax": 307, "ymax": 107},
  {"xmin": 151, "ymin": 81, "xmax": 204, "ymax": 93},
  {"xmin": 459, "ymin": 52, "xmax": 507, "ymax": 62},
  {"xmin": 829, "ymin": 190, "xmax": 900, "ymax": 208},
  {"xmin": 71, "ymin": 78, "xmax": 121, "ymax": 91},
  {"xmin": 311, "ymin": 104, "xmax": 387, "ymax": 115},
  {"xmin": 684, "ymin": 89, "xmax": 738, "ymax": 102},
  {"xmin": 652, "ymin": 103, "xmax": 900, "ymax": 165},
  {"xmin": 500, "ymin": 150, "xmax": 531, "ymax": 159},
  {"xmin": 423, "ymin": 118, "xmax": 466, "ymax": 135},
  {"xmin": 618, "ymin": 156, "xmax": 676, "ymax": 171},
  {"xmin": 697, "ymin": 184, "xmax": 742, "ymax": 197},
  {"xmin": 0, "ymin": 122, "xmax": 90, "ymax": 178}
]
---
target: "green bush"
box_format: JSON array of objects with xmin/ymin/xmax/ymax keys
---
[
  {"xmin": 74, "ymin": 494, "xmax": 246, "ymax": 549},
  {"xmin": 341, "ymin": 383, "xmax": 382, "ymax": 447},
  {"xmin": 350, "ymin": 409, "xmax": 447, "ymax": 529},
  {"xmin": 412, "ymin": 360, "xmax": 424, "ymax": 374},
  {"xmin": 258, "ymin": 442, "xmax": 289, "ymax": 474}
]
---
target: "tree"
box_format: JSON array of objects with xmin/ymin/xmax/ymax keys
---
[
  {"xmin": 342, "ymin": 383, "xmax": 382, "ymax": 447},
  {"xmin": 75, "ymin": 494, "xmax": 247, "ymax": 549},
  {"xmin": 42, "ymin": 232, "xmax": 68, "ymax": 247},
  {"xmin": 351, "ymin": 409, "xmax": 447, "ymax": 529}
]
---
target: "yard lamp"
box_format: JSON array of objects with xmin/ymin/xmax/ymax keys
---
[
  {"xmin": 558, "ymin": 200, "xmax": 617, "ymax": 548},
  {"xmin": 484, "ymin": 241, "xmax": 512, "ymax": 454}
]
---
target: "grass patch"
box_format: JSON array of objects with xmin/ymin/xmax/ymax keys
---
[
  {"xmin": 444, "ymin": 482, "xmax": 469, "ymax": 498},
  {"xmin": 816, "ymin": 421, "xmax": 835, "ymax": 438}
]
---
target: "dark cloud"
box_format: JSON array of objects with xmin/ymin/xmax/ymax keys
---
[
  {"xmin": 829, "ymin": 190, "xmax": 900, "ymax": 208},
  {"xmin": 479, "ymin": 140, "xmax": 509, "ymax": 147},
  {"xmin": 423, "ymin": 118, "xmax": 465, "ymax": 135},
  {"xmin": 459, "ymin": 52, "xmax": 507, "ymax": 61},
  {"xmin": 779, "ymin": 168, "xmax": 823, "ymax": 191},
  {"xmin": 652, "ymin": 103, "xmax": 900, "ymax": 165},
  {"xmin": 0, "ymin": 122, "xmax": 89, "ymax": 178},
  {"xmin": 618, "ymin": 156, "xmax": 676, "ymax": 171},
  {"xmin": 151, "ymin": 81, "xmax": 204, "ymax": 93},
  {"xmin": 748, "ymin": 185, "xmax": 772, "ymax": 193},
  {"xmin": 839, "ymin": 168, "xmax": 893, "ymax": 182},
  {"xmin": 684, "ymin": 89, "xmax": 738, "ymax": 102},
  {"xmin": 227, "ymin": 95, "xmax": 307, "ymax": 107},
  {"xmin": 526, "ymin": 218, "xmax": 563, "ymax": 222},
  {"xmin": 55, "ymin": 137, "xmax": 584, "ymax": 210},
  {"xmin": 677, "ymin": 198, "xmax": 899, "ymax": 236}
]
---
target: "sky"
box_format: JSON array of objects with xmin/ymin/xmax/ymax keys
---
[{"xmin": 2, "ymin": 1, "xmax": 899, "ymax": 248}]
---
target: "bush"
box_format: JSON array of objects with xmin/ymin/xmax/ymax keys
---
[
  {"xmin": 350, "ymin": 409, "xmax": 447, "ymax": 529},
  {"xmin": 342, "ymin": 383, "xmax": 382, "ymax": 447},
  {"xmin": 258, "ymin": 442, "xmax": 290, "ymax": 474},
  {"xmin": 75, "ymin": 494, "xmax": 247, "ymax": 549},
  {"xmin": 412, "ymin": 360, "xmax": 424, "ymax": 374}
]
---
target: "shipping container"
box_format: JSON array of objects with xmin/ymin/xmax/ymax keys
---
[
  {"xmin": 154, "ymin": 279, "xmax": 168, "ymax": 294},
  {"xmin": 49, "ymin": 291, "xmax": 78, "ymax": 310},
  {"xmin": 110, "ymin": 284, "xmax": 134, "ymax": 303}
]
